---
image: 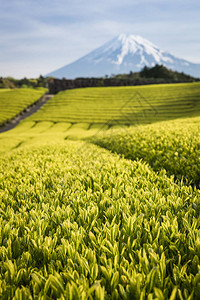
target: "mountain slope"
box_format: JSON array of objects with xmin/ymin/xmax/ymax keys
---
[{"xmin": 47, "ymin": 33, "xmax": 200, "ymax": 79}]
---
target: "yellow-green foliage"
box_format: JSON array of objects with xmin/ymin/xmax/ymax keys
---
[
  {"xmin": 28, "ymin": 83, "xmax": 200, "ymax": 124},
  {"xmin": 0, "ymin": 88, "xmax": 47, "ymax": 125},
  {"xmin": 0, "ymin": 142, "xmax": 200, "ymax": 299},
  {"xmin": 1, "ymin": 82, "xmax": 199, "ymax": 149},
  {"xmin": 1, "ymin": 83, "xmax": 200, "ymax": 299},
  {"xmin": 90, "ymin": 116, "xmax": 200, "ymax": 188},
  {"xmin": 0, "ymin": 121, "xmax": 109, "ymax": 154}
]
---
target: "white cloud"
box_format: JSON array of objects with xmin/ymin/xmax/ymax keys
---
[{"xmin": 0, "ymin": 0, "xmax": 200, "ymax": 77}]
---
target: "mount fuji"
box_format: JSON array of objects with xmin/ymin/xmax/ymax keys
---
[{"xmin": 47, "ymin": 34, "xmax": 200, "ymax": 79}]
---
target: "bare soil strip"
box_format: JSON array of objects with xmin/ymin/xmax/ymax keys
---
[{"xmin": 0, "ymin": 94, "xmax": 53, "ymax": 133}]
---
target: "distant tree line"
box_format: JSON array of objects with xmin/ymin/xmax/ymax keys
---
[
  {"xmin": 109, "ymin": 64, "xmax": 199, "ymax": 82},
  {"xmin": 0, "ymin": 75, "xmax": 48, "ymax": 89},
  {"xmin": 48, "ymin": 65, "xmax": 199, "ymax": 94},
  {"xmin": 1, "ymin": 65, "xmax": 199, "ymax": 92}
]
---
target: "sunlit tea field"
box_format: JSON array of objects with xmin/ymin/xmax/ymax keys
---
[
  {"xmin": 0, "ymin": 88, "xmax": 47, "ymax": 126},
  {"xmin": 0, "ymin": 83, "xmax": 200, "ymax": 299},
  {"xmin": 90, "ymin": 116, "xmax": 200, "ymax": 188},
  {"xmin": 28, "ymin": 83, "xmax": 200, "ymax": 124}
]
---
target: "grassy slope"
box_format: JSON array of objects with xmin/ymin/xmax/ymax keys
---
[
  {"xmin": 1, "ymin": 83, "xmax": 200, "ymax": 298},
  {"xmin": 0, "ymin": 142, "xmax": 200, "ymax": 299},
  {"xmin": 0, "ymin": 88, "xmax": 47, "ymax": 125},
  {"xmin": 89, "ymin": 116, "xmax": 200, "ymax": 188},
  {"xmin": 1, "ymin": 82, "xmax": 200, "ymax": 154},
  {"xmin": 27, "ymin": 83, "xmax": 200, "ymax": 124}
]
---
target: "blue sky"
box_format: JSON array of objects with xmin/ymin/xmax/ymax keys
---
[{"xmin": 0, "ymin": 0, "xmax": 200, "ymax": 78}]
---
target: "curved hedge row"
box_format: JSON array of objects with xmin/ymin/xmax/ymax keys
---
[
  {"xmin": 90, "ymin": 116, "xmax": 200, "ymax": 188},
  {"xmin": 0, "ymin": 142, "xmax": 200, "ymax": 299},
  {"xmin": 0, "ymin": 88, "xmax": 47, "ymax": 126}
]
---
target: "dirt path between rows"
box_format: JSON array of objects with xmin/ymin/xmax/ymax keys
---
[{"xmin": 0, "ymin": 94, "xmax": 54, "ymax": 133}]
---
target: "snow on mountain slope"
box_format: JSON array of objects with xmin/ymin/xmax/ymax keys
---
[{"xmin": 47, "ymin": 33, "xmax": 200, "ymax": 79}]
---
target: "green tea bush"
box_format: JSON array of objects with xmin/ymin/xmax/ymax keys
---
[
  {"xmin": 0, "ymin": 142, "xmax": 200, "ymax": 299},
  {"xmin": 90, "ymin": 116, "xmax": 200, "ymax": 188},
  {"xmin": 29, "ymin": 83, "xmax": 200, "ymax": 125},
  {"xmin": 0, "ymin": 88, "xmax": 47, "ymax": 125}
]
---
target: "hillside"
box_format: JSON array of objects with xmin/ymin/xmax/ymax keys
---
[
  {"xmin": 28, "ymin": 82, "xmax": 200, "ymax": 126},
  {"xmin": 90, "ymin": 116, "xmax": 200, "ymax": 188},
  {"xmin": 1, "ymin": 83, "xmax": 200, "ymax": 298},
  {"xmin": 47, "ymin": 33, "xmax": 200, "ymax": 78},
  {"xmin": 0, "ymin": 88, "xmax": 47, "ymax": 126},
  {"xmin": 1, "ymin": 82, "xmax": 200, "ymax": 152}
]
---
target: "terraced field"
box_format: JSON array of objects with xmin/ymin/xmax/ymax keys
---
[
  {"xmin": 1, "ymin": 82, "xmax": 200, "ymax": 152},
  {"xmin": 27, "ymin": 83, "xmax": 200, "ymax": 125},
  {"xmin": 1, "ymin": 83, "xmax": 200, "ymax": 299},
  {"xmin": 0, "ymin": 88, "xmax": 47, "ymax": 126}
]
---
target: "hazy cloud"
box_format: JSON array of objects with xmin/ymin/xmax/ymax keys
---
[{"xmin": 0, "ymin": 0, "xmax": 199, "ymax": 77}]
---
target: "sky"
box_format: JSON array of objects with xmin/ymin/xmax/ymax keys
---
[{"xmin": 0, "ymin": 0, "xmax": 200, "ymax": 78}]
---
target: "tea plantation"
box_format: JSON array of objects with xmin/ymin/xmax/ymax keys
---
[
  {"xmin": 0, "ymin": 83, "xmax": 200, "ymax": 299},
  {"xmin": 90, "ymin": 116, "xmax": 200, "ymax": 188},
  {"xmin": 0, "ymin": 88, "xmax": 47, "ymax": 126},
  {"xmin": 28, "ymin": 83, "xmax": 200, "ymax": 124}
]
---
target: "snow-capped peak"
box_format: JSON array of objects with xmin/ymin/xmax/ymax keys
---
[
  {"xmin": 113, "ymin": 33, "xmax": 173, "ymax": 65},
  {"xmin": 47, "ymin": 33, "xmax": 200, "ymax": 79}
]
